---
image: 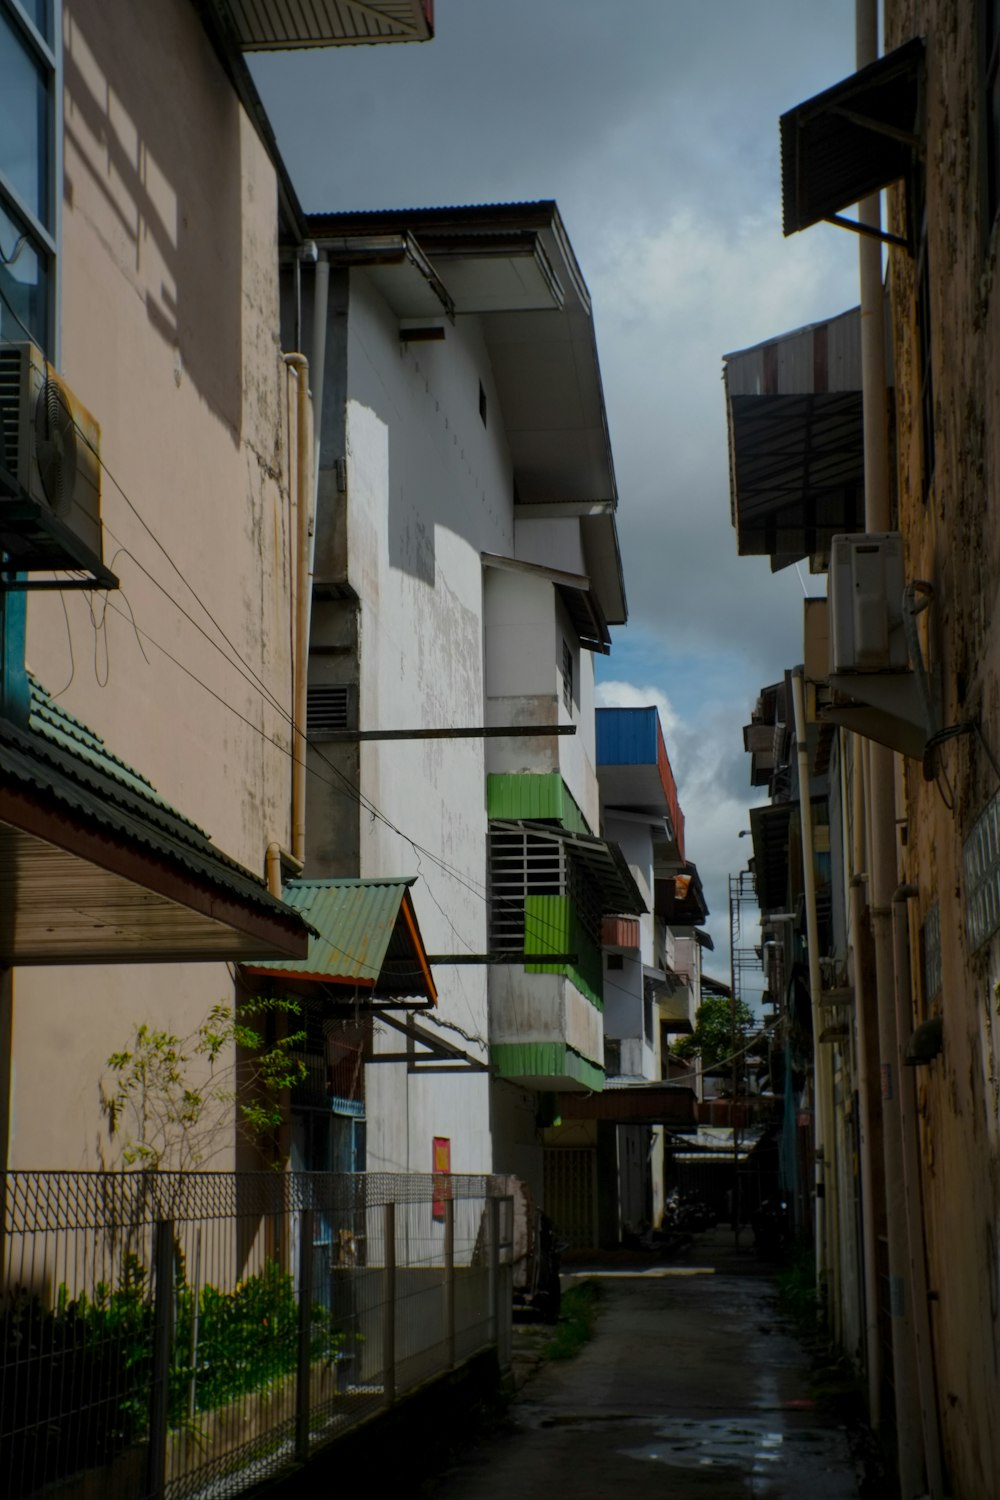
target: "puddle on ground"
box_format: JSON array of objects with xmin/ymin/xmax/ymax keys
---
[{"xmin": 621, "ymin": 1417, "xmax": 785, "ymax": 1473}]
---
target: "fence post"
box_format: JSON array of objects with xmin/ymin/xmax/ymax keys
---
[
  {"xmin": 488, "ymin": 1195, "xmax": 500, "ymax": 1346},
  {"xmin": 147, "ymin": 1219, "xmax": 173, "ymax": 1500},
  {"xmin": 296, "ymin": 1207, "xmax": 315, "ymax": 1463},
  {"xmin": 383, "ymin": 1200, "xmax": 396, "ymax": 1405},
  {"xmin": 496, "ymin": 1197, "xmax": 513, "ymax": 1375},
  {"xmin": 444, "ymin": 1196, "xmax": 456, "ymax": 1369}
]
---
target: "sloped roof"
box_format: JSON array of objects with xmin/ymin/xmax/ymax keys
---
[{"xmin": 0, "ymin": 678, "xmax": 309, "ymax": 962}]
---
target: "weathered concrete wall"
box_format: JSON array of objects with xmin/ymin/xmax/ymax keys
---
[
  {"xmin": 9, "ymin": 0, "xmax": 293, "ymax": 1169},
  {"xmin": 882, "ymin": 3, "xmax": 1000, "ymax": 1493}
]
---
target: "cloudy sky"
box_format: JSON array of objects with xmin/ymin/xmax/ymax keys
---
[{"xmin": 251, "ymin": 1, "xmax": 862, "ymax": 983}]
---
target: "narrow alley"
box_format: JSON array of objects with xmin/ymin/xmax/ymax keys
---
[{"xmin": 434, "ymin": 1236, "xmax": 871, "ymax": 1500}]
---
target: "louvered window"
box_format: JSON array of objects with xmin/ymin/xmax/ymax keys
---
[
  {"xmin": 488, "ymin": 824, "xmax": 602, "ymax": 953},
  {"xmin": 307, "ymin": 683, "xmax": 353, "ymax": 737}
]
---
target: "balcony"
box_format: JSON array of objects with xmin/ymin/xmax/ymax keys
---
[{"xmin": 490, "ymin": 965, "xmax": 604, "ymax": 1091}]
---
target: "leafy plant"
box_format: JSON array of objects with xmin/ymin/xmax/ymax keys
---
[
  {"xmin": 101, "ymin": 998, "xmax": 307, "ymax": 1169},
  {"xmin": 544, "ymin": 1280, "xmax": 601, "ymax": 1360},
  {"xmin": 0, "ymin": 1252, "xmax": 352, "ymax": 1495}
]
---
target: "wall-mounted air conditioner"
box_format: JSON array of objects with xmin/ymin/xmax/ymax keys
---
[
  {"xmin": 822, "ymin": 530, "xmax": 936, "ymax": 761},
  {"xmin": 0, "ymin": 341, "xmax": 114, "ymax": 586},
  {"xmin": 830, "ymin": 531, "xmax": 908, "ymax": 673}
]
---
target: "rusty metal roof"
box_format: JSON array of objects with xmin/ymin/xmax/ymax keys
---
[{"xmin": 241, "ymin": 877, "xmax": 437, "ymax": 1002}]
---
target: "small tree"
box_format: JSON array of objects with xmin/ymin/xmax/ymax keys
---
[
  {"xmin": 101, "ymin": 997, "xmax": 307, "ymax": 1170},
  {"xmin": 676, "ymin": 994, "xmax": 758, "ymax": 1073}
]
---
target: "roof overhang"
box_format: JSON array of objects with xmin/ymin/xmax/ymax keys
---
[
  {"xmin": 215, "ymin": 0, "xmax": 433, "ymax": 49},
  {"xmin": 481, "ymin": 552, "xmax": 610, "ymax": 654},
  {"xmin": 780, "ymin": 37, "xmax": 925, "ymax": 242},
  {"xmin": 241, "ymin": 877, "xmax": 437, "ymax": 1005},
  {"xmin": 308, "ymin": 203, "xmax": 627, "ymax": 625},
  {"xmin": 0, "ymin": 761, "xmax": 308, "ymax": 964},
  {"xmin": 490, "ymin": 819, "xmax": 646, "ymax": 917},
  {"xmin": 655, "ymin": 862, "xmax": 709, "ymax": 925},
  {"xmin": 557, "ymin": 1083, "xmax": 697, "ymax": 1130}
]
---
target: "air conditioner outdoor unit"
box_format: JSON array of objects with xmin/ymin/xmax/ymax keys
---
[
  {"xmin": 0, "ymin": 340, "xmax": 113, "ymax": 586},
  {"xmin": 830, "ymin": 531, "xmax": 908, "ymax": 673}
]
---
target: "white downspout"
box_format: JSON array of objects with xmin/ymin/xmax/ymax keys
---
[{"xmin": 283, "ymin": 352, "xmax": 312, "ymax": 868}]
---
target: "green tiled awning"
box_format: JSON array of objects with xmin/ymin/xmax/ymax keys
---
[
  {"xmin": 241, "ymin": 877, "xmax": 436, "ymax": 1004},
  {"xmin": 0, "ymin": 678, "xmax": 310, "ymax": 963}
]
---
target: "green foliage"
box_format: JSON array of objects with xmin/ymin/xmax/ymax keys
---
[
  {"xmin": 101, "ymin": 998, "xmax": 307, "ymax": 1169},
  {"xmin": 676, "ymin": 993, "xmax": 759, "ymax": 1071},
  {"xmin": 775, "ymin": 1248, "xmax": 819, "ymax": 1331},
  {"xmin": 544, "ymin": 1280, "xmax": 601, "ymax": 1361},
  {"xmin": 0, "ymin": 1252, "xmax": 351, "ymax": 1493}
]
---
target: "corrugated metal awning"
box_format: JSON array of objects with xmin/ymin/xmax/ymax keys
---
[
  {"xmin": 218, "ymin": 0, "xmax": 433, "ymax": 49},
  {"xmin": 780, "ymin": 37, "xmax": 925, "ymax": 241},
  {"xmin": 724, "ymin": 308, "xmax": 869, "ymax": 568},
  {"xmin": 241, "ymin": 877, "xmax": 437, "ymax": 1004}
]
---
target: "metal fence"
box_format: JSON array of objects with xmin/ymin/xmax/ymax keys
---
[{"xmin": 0, "ymin": 1171, "xmax": 513, "ymax": 1500}]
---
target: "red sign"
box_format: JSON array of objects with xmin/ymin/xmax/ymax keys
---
[{"xmin": 432, "ymin": 1136, "xmax": 451, "ymax": 1222}]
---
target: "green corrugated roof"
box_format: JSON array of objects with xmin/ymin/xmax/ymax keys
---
[
  {"xmin": 241, "ymin": 877, "xmax": 436, "ymax": 1001},
  {"xmin": 0, "ymin": 677, "xmax": 305, "ymax": 928},
  {"xmin": 486, "ymin": 773, "xmax": 590, "ymax": 834},
  {"xmin": 27, "ymin": 675, "xmax": 203, "ymax": 829}
]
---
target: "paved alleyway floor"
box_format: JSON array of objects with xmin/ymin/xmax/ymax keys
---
[{"xmin": 432, "ymin": 1234, "xmax": 872, "ymax": 1500}]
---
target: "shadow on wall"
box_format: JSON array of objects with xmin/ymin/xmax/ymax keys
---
[{"xmin": 62, "ymin": 0, "xmax": 243, "ymax": 439}]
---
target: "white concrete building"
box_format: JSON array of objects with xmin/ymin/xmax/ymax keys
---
[{"xmin": 287, "ymin": 203, "xmax": 638, "ymax": 1188}]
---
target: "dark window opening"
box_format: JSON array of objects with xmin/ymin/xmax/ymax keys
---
[
  {"xmin": 561, "ymin": 638, "xmax": 573, "ymax": 712},
  {"xmin": 607, "ymin": 953, "xmax": 624, "ymax": 971},
  {"xmin": 478, "ymin": 380, "xmax": 487, "ymax": 427},
  {"xmin": 985, "ymin": 0, "xmax": 1000, "ymax": 235}
]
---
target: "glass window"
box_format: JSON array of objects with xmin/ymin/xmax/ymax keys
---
[
  {"xmin": 0, "ymin": 6, "xmax": 50, "ymax": 229},
  {"xmin": 0, "ymin": 0, "xmax": 56, "ymax": 354},
  {"xmin": 0, "ymin": 197, "xmax": 47, "ymax": 346}
]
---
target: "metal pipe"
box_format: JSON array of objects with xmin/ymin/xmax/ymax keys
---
[
  {"xmin": 283, "ymin": 353, "xmax": 312, "ymax": 867},
  {"xmin": 849, "ymin": 735, "xmax": 882, "ymax": 1426},
  {"xmin": 791, "ymin": 668, "xmax": 833, "ymax": 1295},
  {"xmin": 855, "ymin": 6, "xmax": 924, "ymax": 1488},
  {"xmin": 891, "ymin": 884, "xmax": 944, "ymax": 1498}
]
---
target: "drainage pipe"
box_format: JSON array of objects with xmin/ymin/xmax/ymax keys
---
[
  {"xmin": 891, "ymin": 884, "xmax": 944, "ymax": 1499},
  {"xmin": 790, "ymin": 667, "xmax": 834, "ymax": 1298},
  {"xmin": 283, "ymin": 352, "xmax": 312, "ymax": 867},
  {"xmin": 848, "ymin": 734, "xmax": 882, "ymax": 1427},
  {"xmin": 855, "ymin": 2, "xmax": 924, "ymax": 1488}
]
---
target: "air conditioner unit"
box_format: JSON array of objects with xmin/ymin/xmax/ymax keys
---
[
  {"xmin": 0, "ymin": 341, "xmax": 113, "ymax": 586},
  {"xmin": 830, "ymin": 531, "xmax": 908, "ymax": 673}
]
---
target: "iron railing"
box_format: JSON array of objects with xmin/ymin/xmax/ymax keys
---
[{"xmin": 0, "ymin": 1170, "xmax": 513, "ymax": 1500}]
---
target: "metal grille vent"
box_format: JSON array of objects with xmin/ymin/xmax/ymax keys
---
[
  {"xmin": 488, "ymin": 825, "xmax": 602, "ymax": 952},
  {"xmin": 0, "ymin": 345, "xmax": 23, "ymax": 478},
  {"xmin": 307, "ymin": 684, "xmax": 351, "ymax": 737}
]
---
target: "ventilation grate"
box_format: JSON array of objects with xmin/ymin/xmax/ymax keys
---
[
  {"xmin": 307, "ymin": 683, "xmax": 352, "ymax": 737},
  {"xmin": 0, "ymin": 345, "xmax": 23, "ymax": 479}
]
